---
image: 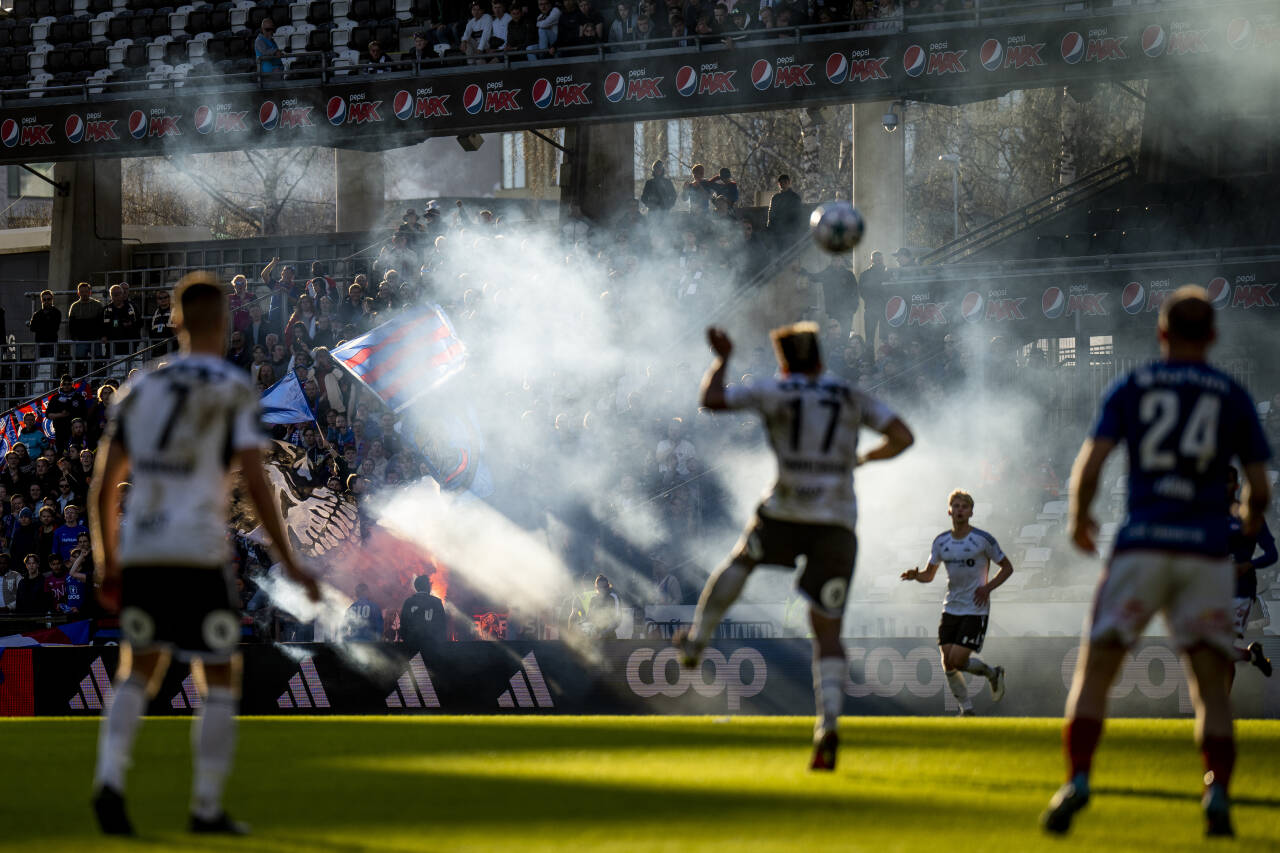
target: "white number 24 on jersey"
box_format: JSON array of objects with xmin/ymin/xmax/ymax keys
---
[{"xmin": 1137, "ymin": 390, "xmax": 1219, "ymax": 473}]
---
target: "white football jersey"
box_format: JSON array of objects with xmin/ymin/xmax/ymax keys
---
[
  {"xmin": 724, "ymin": 372, "xmax": 896, "ymax": 529},
  {"xmin": 106, "ymin": 354, "xmax": 266, "ymax": 567},
  {"xmin": 928, "ymin": 528, "xmax": 1006, "ymax": 616}
]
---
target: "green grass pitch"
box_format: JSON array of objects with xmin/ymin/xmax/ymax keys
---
[{"xmin": 5, "ymin": 716, "xmax": 1279, "ymax": 852}]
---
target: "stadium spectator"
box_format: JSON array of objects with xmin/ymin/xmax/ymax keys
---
[
  {"xmin": 683, "ymin": 164, "xmax": 714, "ymax": 213},
  {"xmin": 809, "ymin": 255, "xmax": 859, "ymax": 334},
  {"xmin": 462, "ymin": 2, "xmax": 495, "ymax": 62},
  {"xmin": 767, "ymin": 174, "xmax": 805, "ymax": 245},
  {"xmin": 15, "ymin": 553, "xmax": 46, "ymax": 614},
  {"xmin": 893, "ymin": 246, "xmax": 916, "ymax": 268},
  {"xmin": 859, "ymin": 250, "xmax": 889, "ymax": 355},
  {"xmin": 67, "ymin": 282, "xmax": 104, "ymax": 363},
  {"xmin": 228, "ymin": 275, "xmax": 254, "ymax": 333},
  {"xmin": 17, "ymin": 412, "xmax": 47, "ymax": 458},
  {"xmin": 504, "ymin": 2, "xmax": 535, "ymax": 53},
  {"xmin": 55, "ymin": 476, "xmax": 79, "ymax": 514},
  {"xmin": 102, "ymin": 285, "xmax": 141, "ymax": 356},
  {"xmin": 585, "ymin": 574, "xmax": 622, "ymax": 638},
  {"xmin": 344, "ymin": 583, "xmax": 385, "ymax": 641},
  {"xmin": 0, "ymin": 553, "xmax": 19, "ymax": 612},
  {"xmin": 608, "ymin": 1, "xmax": 638, "ymax": 41},
  {"xmin": 225, "ymin": 330, "xmax": 252, "ymax": 371},
  {"xmin": 44, "ymin": 375, "xmax": 88, "ymax": 452},
  {"xmin": 147, "ymin": 289, "xmax": 175, "ymax": 352},
  {"xmin": 400, "ymin": 574, "xmax": 447, "ymax": 651},
  {"xmin": 668, "ymin": 13, "xmax": 690, "ymax": 44},
  {"xmin": 363, "ymin": 39, "xmax": 390, "ymax": 72},
  {"xmin": 707, "ymin": 167, "xmax": 739, "ymax": 207},
  {"xmin": 261, "ymin": 258, "xmax": 302, "ymax": 333},
  {"xmin": 27, "ymin": 290, "xmax": 61, "ymax": 358},
  {"xmin": 640, "ymin": 160, "xmax": 677, "ymax": 216},
  {"xmin": 533, "ymin": 0, "xmax": 561, "ymax": 56},
  {"xmin": 487, "ymin": 0, "xmax": 512, "ymax": 53},
  {"xmin": 42, "ymin": 551, "xmax": 67, "ymax": 607},
  {"xmin": 245, "ymin": 303, "xmax": 272, "ymax": 348},
  {"xmin": 579, "ymin": 0, "xmax": 606, "ymax": 41},
  {"xmin": 255, "ymin": 18, "xmax": 284, "ymax": 74},
  {"xmin": 53, "ymin": 504, "xmax": 86, "ymax": 562},
  {"xmin": 653, "ymin": 557, "xmax": 682, "ymax": 604},
  {"xmin": 61, "ymin": 549, "xmax": 87, "ymax": 615},
  {"xmin": 557, "ymin": 0, "xmax": 587, "ymax": 48}
]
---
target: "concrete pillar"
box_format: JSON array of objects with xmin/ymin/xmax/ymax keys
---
[
  {"xmin": 47, "ymin": 159, "xmax": 122, "ymax": 291},
  {"xmin": 334, "ymin": 148, "xmax": 386, "ymax": 232},
  {"xmin": 560, "ymin": 122, "xmax": 635, "ymax": 225},
  {"xmin": 850, "ymin": 101, "xmax": 905, "ymax": 271}
]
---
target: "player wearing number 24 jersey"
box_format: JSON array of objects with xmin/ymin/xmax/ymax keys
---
[
  {"xmin": 1043, "ymin": 286, "xmax": 1271, "ymax": 839},
  {"xmin": 675, "ymin": 322, "xmax": 914, "ymax": 773}
]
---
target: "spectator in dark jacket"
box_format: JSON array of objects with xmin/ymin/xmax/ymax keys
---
[
  {"xmin": 640, "ymin": 160, "xmax": 677, "ymax": 215},
  {"xmin": 101, "ymin": 284, "xmax": 141, "ymax": 355},
  {"xmin": 400, "ymin": 574, "xmax": 447, "ymax": 652},
  {"xmin": 27, "ymin": 290, "xmax": 61, "ymax": 357},
  {"xmin": 766, "ymin": 173, "xmax": 805, "ymax": 245}
]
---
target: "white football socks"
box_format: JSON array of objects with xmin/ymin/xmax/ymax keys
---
[
  {"xmin": 814, "ymin": 656, "xmax": 846, "ymax": 735},
  {"xmin": 688, "ymin": 560, "xmax": 751, "ymax": 647},
  {"xmin": 945, "ymin": 670, "xmax": 972, "ymax": 711},
  {"xmin": 191, "ymin": 686, "xmax": 238, "ymax": 821},
  {"xmin": 94, "ymin": 675, "xmax": 148, "ymax": 792},
  {"xmin": 963, "ymin": 656, "xmax": 994, "ymax": 679}
]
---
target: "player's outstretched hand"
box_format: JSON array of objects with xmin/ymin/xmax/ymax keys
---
[
  {"xmin": 973, "ymin": 584, "xmax": 990, "ymax": 607},
  {"xmin": 1069, "ymin": 515, "xmax": 1097, "ymax": 554},
  {"xmin": 900, "ymin": 567, "xmax": 919, "ymax": 581},
  {"xmin": 707, "ymin": 326, "xmax": 733, "ymax": 358}
]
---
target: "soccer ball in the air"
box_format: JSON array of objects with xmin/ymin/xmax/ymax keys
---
[{"xmin": 810, "ymin": 202, "xmax": 865, "ymax": 253}]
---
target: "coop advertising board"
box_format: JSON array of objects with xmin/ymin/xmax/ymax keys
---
[
  {"xmin": 5, "ymin": 637, "xmax": 1277, "ymax": 717},
  {"xmin": 0, "ymin": 2, "xmax": 1274, "ymax": 162}
]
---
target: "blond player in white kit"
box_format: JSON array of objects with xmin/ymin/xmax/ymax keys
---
[
  {"xmin": 90, "ymin": 272, "xmax": 320, "ymax": 837},
  {"xmin": 675, "ymin": 322, "xmax": 914, "ymax": 770},
  {"xmin": 901, "ymin": 489, "xmax": 1013, "ymax": 715}
]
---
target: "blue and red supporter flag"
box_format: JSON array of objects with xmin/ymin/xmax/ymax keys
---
[
  {"xmin": 0, "ymin": 379, "xmax": 90, "ymax": 453},
  {"xmin": 329, "ymin": 306, "xmax": 467, "ymax": 413}
]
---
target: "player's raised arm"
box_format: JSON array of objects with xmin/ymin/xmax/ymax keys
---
[
  {"xmin": 237, "ymin": 446, "xmax": 321, "ymax": 602},
  {"xmin": 901, "ymin": 562, "xmax": 938, "ymax": 583},
  {"xmin": 88, "ymin": 437, "xmax": 130, "ymax": 611},
  {"xmin": 1067, "ymin": 437, "xmax": 1116, "ymax": 554},
  {"xmin": 699, "ymin": 326, "xmax": 733, "ymax": 410},
  {"xmin": 857, "ymin": 417, "xmax": 913, "ymax": 466}
]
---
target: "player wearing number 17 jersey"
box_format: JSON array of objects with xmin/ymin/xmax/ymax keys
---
[
  {"xmin": 675, "ymin": 322, "xmax": 914, "ymax": 771},
  {"xmin": 1043, "ymin": 287, "xmax": 1271, "ymax": 838},
  {"xmin": 90, "ymin": 273, "xmax": 320, "ymax": 837}
]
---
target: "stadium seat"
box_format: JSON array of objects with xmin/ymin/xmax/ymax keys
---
[
  {"xmin": 331, "ymin": 0, "xmax": 350, "ymax": 19},
  {"xmin": 270, "ymin": 2, "xmax": 291, "ymax": 26},
  {"xmin": 371, "ymin": 0, "xmax": 392, "ymax": 19},
  {"xmin": 186, "ymin": 5, "xmax": 211, "ymax": 30},
  {"xmin": 228, "ymin": 27, "xmax": 251, "ymax": 56},
  {"xmin": 210, "ymin": 2, "xmax": 232, "ymax": 31},
  {"xmin": 394, "ymin": 0, "xmax": 410, "ymax": 20},
  {"xmin": 86, "ymin": 41, "xmax": 108, "ymax": 66},
  {"xmin": 128, "ymin": 11, "xmax": 151, "ymax": 36},
  {"xmin": 35, "ymin": 0, "xmax": 56, "ymax": 18},
  {"xmin": 55, "ymin": 0, "xmax": 76, "ymax": 15},
  {"xmin": 1022, "ymin": 547, "xmax": 1051, "ymax": 570},
  {"xmin": 107, "ymin": 10, "xmax": 131, "ymax": 40},
  {"xmin": 374, "ymin": 19, "xmax": 396, "ymax": 45},
  {"xmin": 204, "ymin": 31, "xmax": 228, "ymax": 59},
  {"xmin": 1016, "ymin": 523, "xmax": 1048, "ymax": 545},
  {"xmin": 1036, "ymin": 500, "xmax": 1066, "ymax": 524},
  {"xmin": 305, "ymin": 26, "xmax": 330, "ymax": 50},
  {"xmin": 246, "ymin": 4, "xmax": 268, "ymax": 28},
  {"xmin": 13, "ymin": 0, "xmax": 37, "ymax": 19},
  {"xmin": 306, "ymin": 0, "xmax": 331, "ymax": 22},
  {"xmin": 13, "ymin": 22, "xmax": 33, "ymax": 46},
  {"xmin": 123, "ymin": 39, "xmax": 148, "ymax": 64},
  {"xmin": 348, "ymin": 22, "xmax": 371, "ymax": 51},
  {"xmin": 349, "ymin": 0, "xmax": 372, "ymax": 21}
]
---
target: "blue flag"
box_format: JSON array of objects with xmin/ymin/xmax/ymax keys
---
[
  {"xmin": 260, "ymin": 372, "xmax": 315, "ymax": 425},
  {"xmin": 330, "ymin": 306, "xmax": 466, "ymax": 413}
]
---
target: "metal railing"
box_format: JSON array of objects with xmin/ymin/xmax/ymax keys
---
[
  {"xmin": 0, "ymin": 337, "xmax": 169, "ymax": 408},
  {"xmin": 916, "ymin": 156, "xmax": 1136, "ymax": 266},
  {"xmin": 0, "ymin": 0, "xmax": 1241, "ymax": 105}
]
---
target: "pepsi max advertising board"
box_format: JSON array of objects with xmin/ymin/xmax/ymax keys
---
[
  {"xmin": 0, "ymin": 2, "xmax": 1275, "ymax": 162},
  {"xmin": 883, "ymin": 260, "xmax": 1280, "ymax": 336}
]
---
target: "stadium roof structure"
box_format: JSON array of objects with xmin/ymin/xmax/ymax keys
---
[{"xmin": 0, "ymin": 0, "xmax": 1272, "ymax": 163}]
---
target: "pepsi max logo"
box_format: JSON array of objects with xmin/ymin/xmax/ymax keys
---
[
  {"xmin": 194, "ymin": 105, "xmax": 215, "ymax": 134},
  {"xmin": 752, "ymin": 59, "xmax": 772, "ymax": 90},
  {"xmin": 961, "ymin": 291, "xmax": 984, "ymax": 323},
  {"xmin": 1121, "ymin": 281, "xmax": 1145, "ymax": 314},
  {"xmin": 326, "ymin": 96, "xmax": 347, "ymax": 125},
  {"xmin": 980, "ymin": 39, "xmax": 1003, "ymax": 71},
  {"xmin": 1061, "ymin": 32, "xmax": 1085, "ymax": 64},
  {"xmin": 1042, "ymin": 287, "xmax": 1066, "ymax": 319},
  {"xmin": 1227, "ymin": 18, "xmax": 1252, "ymax": 50},
  {"xmin": 604, "ymin": 72, "xmax": 625, "ymax": 102},
  {"xmin": 260, "ymin": 100, "xmax": 280, "ymax": 130},
  {"xmin": 675, "ymin": 66, "xmax": 697, "ymax": 96},
  {"xmin": 0, "ymin": 119, "xmax": 16, "ymax": 148},
  {"xmin": 885, "ymin": 295, "xmax": 907, "ymax": 328},
  {"xmin": 532, "ymin": 78, "xmax": 554, "ymax": 109},
  {"xmin": 1207, "ymin": 277, "xmax": 1231, "ymax": 309},
  {"xmin": 394, "ymin": 90, "xmax": 414, "ymax": 120},
  {"xmin": 1141, "ymin": 25, "xmax": 1166, "ymax": 58},
  {"xmin": 463, "ymin": 84, "xmax": 484, "ymax": 114},
  {"xmin": 903, "ymin": 44, "xmax": 926, "ymax": 77},
  {"xmin": 825, "ymin": 52, "xmax": 848, "ymax": 84},
  {"xmin": 128, "ymin": 110, "xmax": 147, "ymax": 139},
  {"xmin": 64, "ymin": 114, "xmax": 84, "ymax": 143}
]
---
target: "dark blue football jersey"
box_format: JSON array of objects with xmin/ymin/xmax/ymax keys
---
[
  {"xmin": 1228, "ymin": 517, "xmax": 1277, "ymax": 599},
  {"xmin": 1092, "ymin": 360, "xmax": 1271, "ymax": 557}
]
